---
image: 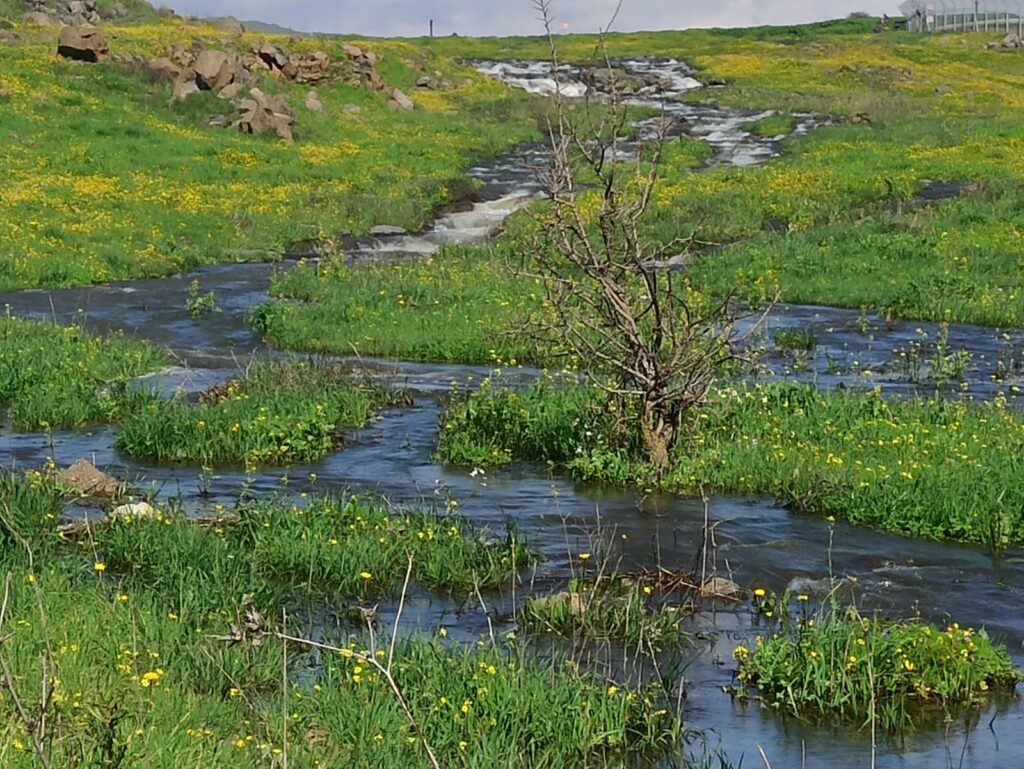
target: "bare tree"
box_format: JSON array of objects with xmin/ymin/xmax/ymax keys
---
[{"xmin": 522, "ymin": 0, "xmax": 760, "ymax": 471}]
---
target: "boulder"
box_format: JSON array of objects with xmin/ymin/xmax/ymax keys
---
[
  {"xmin": 233, "ymin": 87, "xmax": 294, "ymax": 141},
  {"xmin": 528, "ymin": 591, "xmax": 586, "ymax": 616},
  {"xmin": 171, "ymin": 73, "xmax": 199, "ymax": 101},
  {"xmin": 1001, "ymin": 32, "xmax": 1021, "ymax": 48},
  {"xmin": 109, "ymin": 501, "xmax": 159, "ymax": 520},
  {"xmin": 23, "ymin": 11, "xmax": 56, "ymax": 25},
  {"xmin": 57, "ymin": 25, "xmax": 108, "ymax": 63},
  {"xmin": 304, "ymin": 90, "xmax": 323, "ymax": 112},
  {"xmin": 193, "ymin": 49, "xmax": 238, "ymax": 92},
  {"xmin": 290, "ymin": 50, "xmax": 331, "ymax": 84},
  {"xmin": 212, "ymin": 16, "xmax": 245, "ymax": 35},
  {"xmin": 389, "ymin": 87, "xmax": 413, "ymax": 110},
  {"xmin": 68, "ymin": 1, "xmax": 87, "ymax": 15},
  {"xmin": 253, "ymin": 41, "xmax": 288, "ymax": 70},
  {"xmin": 415, "ymin": 75, "xmax": 433, "ymax": 89},
  {"xmin": 217, "ymin": 81, "xmax": 243, "ymax": 99},
  {"xmin": 698, "ymin": 577, "xmax": 742, "ymax": 601},
  {"xmin": 55, "ymin": 459, "xmax": 122, "ymax": 498},
  {"xmin": 935, "ymin": 83, "xmax": 952, "ymax": 95},
  {"xmin": 145, "ymin": 56, "xmax": 181, "ymax": 83}
]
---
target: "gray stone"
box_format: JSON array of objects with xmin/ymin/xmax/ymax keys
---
[
  {"xmin": 57, "ymin": 24, "xmax": 108, "ymax": 62},
  {"xmin": 55, "ymin": 459, "xmax": 122, "ymax": 498},
  {"xmin": 698, "ymin": 577, "xmax": 742, "ymax": 600},
  {"xmin": 304, "ymin": 90, "xmax": 323, "ymax": 112},
  {"xmin": 389, "ymin": 87, "xmax": 414, "ymax": 110},
  {"xmin": 109, "ymin": 501, "xmax": 159, "ymax": 520},
  {"xmin": 369, "ymin": 225, "xmax": 407, "ymax": 236},
  {"xmin": 211, "ymin": 16, "xmax": 245, "ymax": 35},
  {"xmin": 193, "ymin": 49, "xmax": 238, "ymax": 92}
]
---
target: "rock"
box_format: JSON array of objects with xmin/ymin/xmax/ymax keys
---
[
  {"xmin": 253, "ymin": 41, "xmax": 288, "ymax": 70},
  {"xmin": 698, "ymin": 577, "xmax": 742, "ymax": 600},
  {"xmin": 67, "ymin": 1, "xmax": 88, "ymax": 16},
  {"xmin": 55, "ymin": 459, "xmax": 122, "ymax": 498},
  {"xmin": 1001, "ymin": 32, "xmax": 1020, "ymax": 48},
  {"xmin": 341, "ymin": 42, "xmax": 364, "ymax": 59},
  {"xmin": 233, "ymin": 87, "xmax": 295, "ymax": 141},
  {"xmin": 193, "ymin": 49, "xmax": 238, "ymax": 92},
  {"xmin": 850, "ymin": 112, "xmax": 872, "ymax": 124},
  {"xmin": 211, "ymin": 16, "xmax": 245, "ymax": 35},
  {"xmin": 207, "ymin": 114, "xmax": 232, "ymax": 127},
  {"xmin": 415, "ymin": 75, "xmax": 433, "ymax": 89},
  {"xmin": 290, "ymin": 50, "xmax": 331, "ymax": 84},
  {"xmin": 304, "ymin": 90, "xmax": 323, "ymax": 112},
  {"xmin": 23, "ymin": 11, "xmax": 56, "ymax": 25},
  {"xmin": 57, "ymin": 25, "xmax": 108, "ymax": 63},
  {"xmin": 528, "ymin": 591, "xmax": 586, "ymax": 616},
  {"xmin": 935, "ymin": 83, "xmax": 952, "ymax": 94},
  {"xmin": 0, "ymin": 86, "xmax": 9, "ymax": 99},
  {"xmin": 167, "ymin": 43, "xmax": 194, "ymax": 68},
  {"xmin": 217, "ymin": 81, "xmax": 243, "ymax": 100},
  {"xmin": 342, "ymin": 103, "xmax": 361, "ymax": 114},
  {"xmin": 145, "ymin": 56, "xmax": 181, "ymax": 83},
  {"xmin": 109, "ymin": 501, "xmax": 159, "ymax": 520},
  {"xmin": 389, "ymin": 87, "xmax": 413, "ymax": 110},
  {"xmin": 171, "ymin": 73, "xmax": 199, "ymax": 101},
  {"xmin": 369, "ymin": 225, "xmax": 407, "ymax": 236}
]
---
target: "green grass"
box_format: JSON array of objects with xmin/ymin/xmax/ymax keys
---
[
  {"xmin": 0, "ymin": 316, "xmax": 167, "ymax": 430},
  {"xmin": 0, "ymin": 474, "xmax": 681, "ymax": 768},
  {"xmin": 252, "ymin": 245, "xmax": 547, "ymax": 364},
  {"xmin": 741, "ymin": 113, "xmax": 797, "ymax": 137},
  {"xmin": 116, "ymin": 360, "xmax": 407, "ymax": 468},
  {"xmin": 734, "ymin": 591, "xmax": 1021, "ymax": 730},
  {"xmin": 439, "ymin": 379, "xmax": 1024, "ymax": 549}
]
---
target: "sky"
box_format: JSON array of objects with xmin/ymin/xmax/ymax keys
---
[{"xmin": 170, "ymin": 1, "xmax": 900, "ymax": 37}]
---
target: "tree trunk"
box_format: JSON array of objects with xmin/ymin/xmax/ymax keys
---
[{"xmin": 640, "ymin": 402, "xmax": 675, "ymax": 472}]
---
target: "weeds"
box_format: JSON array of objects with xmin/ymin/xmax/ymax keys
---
[
  {"xmin": 734, "ymin": 591, "xmax": 1022, "ymax": 730},
  {"xmin": 0, "ymin": 316, "xmax": 167, "ymax": 430},
  {"xmin": 116, "ymin": 360, "xmax": 407, "ymax": 467}
]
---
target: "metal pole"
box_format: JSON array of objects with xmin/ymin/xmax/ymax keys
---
[
  {"xmin": 975, "ymin": 0, "xmax": 980, "ymax": 30},
  {"xmin": 429, "ymin": 19, "xmax": 434, "ymax": 37}
]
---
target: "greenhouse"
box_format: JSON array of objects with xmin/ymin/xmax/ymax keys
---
[{"xmin": 900, "ymin": 1, "xmax": 1024, "ymax": 32}]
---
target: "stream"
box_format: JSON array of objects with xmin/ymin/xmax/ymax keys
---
[{"xmin": 1, "ymin": 57, "xmax": 1022, "ymax": 768}]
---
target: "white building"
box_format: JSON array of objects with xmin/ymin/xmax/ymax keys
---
[{"xmin": 900, "ymin": 0, "xmax": 1024, "ymax": 32}]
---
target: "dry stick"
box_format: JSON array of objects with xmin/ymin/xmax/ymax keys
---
[
  {"xmin": 388, "ymin": 553, "xmax": 415, "ymax": 674},
  {"xmin": 757, "ymin": 744, "xmax": 774, "ymax": 769}
]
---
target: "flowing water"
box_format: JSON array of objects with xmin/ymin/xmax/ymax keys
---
[{"xmin": 1, "ymin": 58, "xmax": 1022, "ymax": 768}]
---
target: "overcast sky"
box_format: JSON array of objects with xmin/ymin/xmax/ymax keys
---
[{"xmin": 170, "ymin": 1, "xmax": 899, "ymax": 37}]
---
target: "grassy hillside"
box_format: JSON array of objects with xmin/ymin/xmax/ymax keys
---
[{"xmin": 0, "ymin": 19, "xmax": 537, "ymax": 289}]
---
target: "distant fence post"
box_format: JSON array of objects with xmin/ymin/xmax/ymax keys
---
[{"xmin": 429, "ymin": 19, "xmax": 434, "ymax": 37}]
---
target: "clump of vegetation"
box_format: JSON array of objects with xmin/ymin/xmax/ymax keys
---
[
  {"xmin": 741, "ymin": 113, "xmax": 797, "ymax": 138},
  {"xmin": 521, "ymin": 575, "xmax": 689, "ymax": 650},
  {"xmin": 116, "ymin": 360, "xmax": 407, "ymax": 467},
  {"xmin": 440, "ymin": 379, "xmax": 1024, "ymax": 548},
  {"xmin": 252, "ymin": 246, "xmax": 544, "ymax": 364},
  {"xmin": 774, "ymin": 327, "xmax": 817, "ymax": 351},
  {"xmin": 734, "ymin": 592, "xmax": 1021, "ymax": 730},
  {"xmin": 96, "ymin": 493, "xmax": 530, "ymax": 602},
  {"xmin": 0, "ymin": 316, "xmax": 167, "ymax": 430}
]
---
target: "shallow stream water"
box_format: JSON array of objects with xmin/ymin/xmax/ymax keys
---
[{"xmin": 1, "ymin": 58, "xmax": 1022, "ymax": 768}]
